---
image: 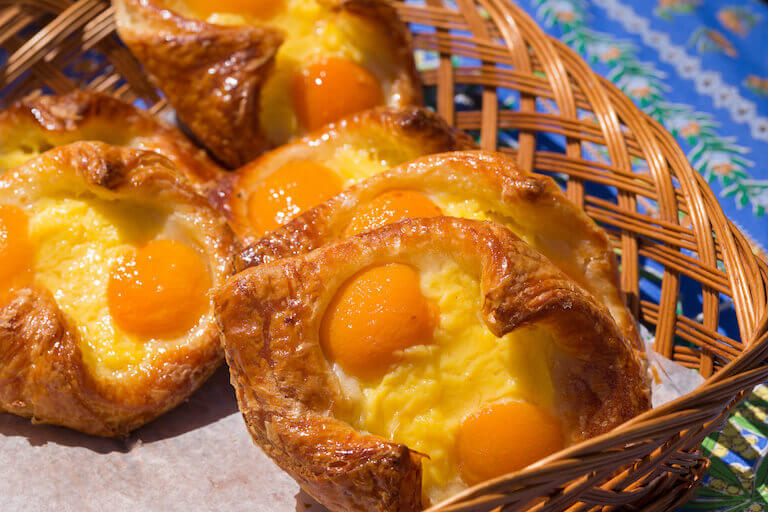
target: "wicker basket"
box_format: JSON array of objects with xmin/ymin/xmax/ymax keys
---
[{"xmin": 1, "ymin": 0, "xmax": 768, "ymax": 510}]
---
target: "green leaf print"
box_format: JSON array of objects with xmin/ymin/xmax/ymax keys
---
[
  {"xmin": 531, "ymin": 0, "xmax": 768, "ymax": 215},
  {"xmin": 706, "ymin": 456, "xmax": 745, "ymax": 488}
]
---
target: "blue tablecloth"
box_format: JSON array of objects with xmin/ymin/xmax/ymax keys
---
[{"xmin": 511, "ymin": 1, "xmax": 768, "ymax": 509}]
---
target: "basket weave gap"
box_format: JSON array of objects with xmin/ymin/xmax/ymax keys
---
[
  {"xmin": 592, "ymin": 209, "xmax": 699, "ymax": 253},
  {"xmin": 594, "ymin": 207, "xmax": 693, "ymax": 246},
  {"xmin": 587, "ymin": 195, "xmax": 694, "ymax": 236},
  {"xmin": 420, "ymin": 66, "xmax": 604, "ymax": 115},
  {"xmin": 531, "ymin": 151, "xmax": 656, "ymax": 187},
  {"xmin": 423, "ymin": 0, "xmax": 454, "ymax": 125},
  {"xmin": 638, "ymin": 241, "xmax": 727, "ymax": 290},
  {"xmin": 395, "ymin": 1, "xmax": 503, "ymax": 40},
  {"xmin": 0, "ymin": 9, "xmax": 39, "ymax": 47},
  {"xmin": 654, "ymin": 320, "xmax": 739, "ymax": 361},
  {"xmin": 675, "ymin": 315, "xmax": 744, "ymax": 352},
  {"xmin": 454, "ymin": 0, "xmax": 499, "ymax": 150},
  {"xmin": 4, "ymin": 36, "xmax": 74, "ymax": 95},
  {"xmin": 3, "ymin": 0, "xmax": 105, "ymax": 86}
]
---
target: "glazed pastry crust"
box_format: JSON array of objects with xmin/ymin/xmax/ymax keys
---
[
  {"xmin": 0, "ymin": 141, "xmax": 236, "ymax": 437},
  {"xmin": 215, "ymin": 217, "xmax": 651, "ymax": 512},
  {"xmin": 0, "ymin": 90, "xmax": 224, "ymax": 189},
  {"xmin": 213, "ymin": 106, "xmax": 477, "ymax": 238},
  {"xmin": 239, "ymin": 150, "xmax": 641, "ymax": 351},
  {"xmin": 113, "ymin": 0, "xmax": 422, "ymax": 168}
]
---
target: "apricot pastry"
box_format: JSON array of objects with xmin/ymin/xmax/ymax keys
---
[
  {"xmin": 113, "ymin": 0, "xmax": 421, "ymax": 167},
  {"xmin": 0, "ymin": 90, "xmax": 224, "ymax": 190},
  {"xmin": 211, "ymin": 106, "xmax": 477, "ymax": 241},
  {"xmin": 240, "ymin": 150, "xmax": 640, "ymax": 350},
  {"xmin": 214, "ymin": 217, "xmax": 650, "ymax": 511},
  {"xmin": 0, "ymin": 141, "xmax": 235, "ymax": 437}
]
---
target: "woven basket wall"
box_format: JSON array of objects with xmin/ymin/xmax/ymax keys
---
[{"xmin": 1, "ymin": 0, "xmax": 768, "ymax": 510}]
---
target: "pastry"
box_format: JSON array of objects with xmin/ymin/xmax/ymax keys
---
[
  {"xmin": 0, "ymin": 90, "xmax": 224, "ymax": 191},
  {"xmin": 214, "ymin": 217, "xmax": 650, "ymax": 511},
  {"xmin": 113, "ymin": 0, "xmax": 421, "ymax": 167},
  {"xmin": 212, "ymin": 106, "xmax": 477, "ymax": 241},
  {"xmin": 0, "ymin": 141, "xmax": 235, "ymax": 437},
  {"xmin": 240, "ymin": 150, "xmax": 640, "ymax": 349}
]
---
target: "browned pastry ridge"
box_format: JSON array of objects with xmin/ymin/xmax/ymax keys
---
[
  {"xmin": 211, "ymin": 105, "xmax": 477, "ymax": 238},
  {"xmin": 239, "ymin": 150, "xmax": 641, "ymax": 351},
  {"xmin": 112, "ymin": 0, "xmax": 422, "ymax": 168},
  {"xmin": 214, "ymin": 217, "xmax": 651, "ymax": 512},
  {"xmin": 0, "ymin": 141, "xmax": 236, "ymax": 437},
  {"xmin": 0, "ymin": 90, "xmax": 225, "ymax": 190}
]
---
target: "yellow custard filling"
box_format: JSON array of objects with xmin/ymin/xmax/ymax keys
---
[
  {"xmin": 323, "ymin": 146, "xmax": 393, "ymax": 185},
  {"xmin": 0, "ymin": 135, "xmax": 56, "ymax": 173},
  {"xmin": 165, "ymin": 0, "xmax": 393, "ymax": 144},
  {"xmin": 260, "ymin": 4, "xmax": 391, "ymax": 143},
  {"xmin": 237, "ymin": 145, "xmax": 429, "ymax": 235},
  {"xmin": 334, "ymin": 260, "xmax": 555, "ymax": 504},
  {"xmin": 0, "ymin": 149, "xmax": 38, "ymax": 173},
  {"xmin": 0, "ymin": 131, "xmax": 152, "ymax": 175},
  {"xmin": 27, "ymin": 196, "xmax": 208, "ymax": 377}
]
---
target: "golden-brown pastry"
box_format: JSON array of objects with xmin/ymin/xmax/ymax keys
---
[
  {"xmin": 239, "ymin": 150, "xmax": 640, "ymax": 350},
  {"xmin": 113, "ymin": 0, "xmax": 422, "ymax": 168},
  {"xmin": 0, "ymin": 141, "xmax": 235, "ymax": 437},
  {"xmin": 0, "ymin": 90, "xmax": 224, "ymax": 190},
  {"xmin": 215, "ymin": 217, "xmax": 650, "ymax": 511},
  {"xmin": 212, "ymin": 106, "xmax": 477, "ymax": 241}
]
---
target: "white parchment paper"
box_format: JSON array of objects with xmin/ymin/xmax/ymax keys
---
[
  {"xmin": 0, "ymin": 368, "xmax": 327, "ymax": 512},
  {"xmin": 641, "ymin": 324, "xmax": 706, "ymax": 408},
  {"xmin": 0, "ymin": 332, "xmax": 705, "ymax": 511}
]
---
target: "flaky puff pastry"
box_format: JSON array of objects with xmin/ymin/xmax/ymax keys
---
[
  {"xmin": 240, "ymin": 150, "xmax": 641, "ymax": 351},
  {"xmin": 0, "ymin": 91, "xmax": 225, "ymax": 190},
  {"xmin": 215, "ymin": 217, "xmax": 650, "ymax": 512},
  {"xmin": 113, "ymin": 0, "xmax": 421, "ymax": 168},
  {"xmin": 0, "ymin": 141, "xmax": 236, "ymax": 437},
  {"xmin": 213, "ymin": 106, "xmax": 477, "ymax": 240}
]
